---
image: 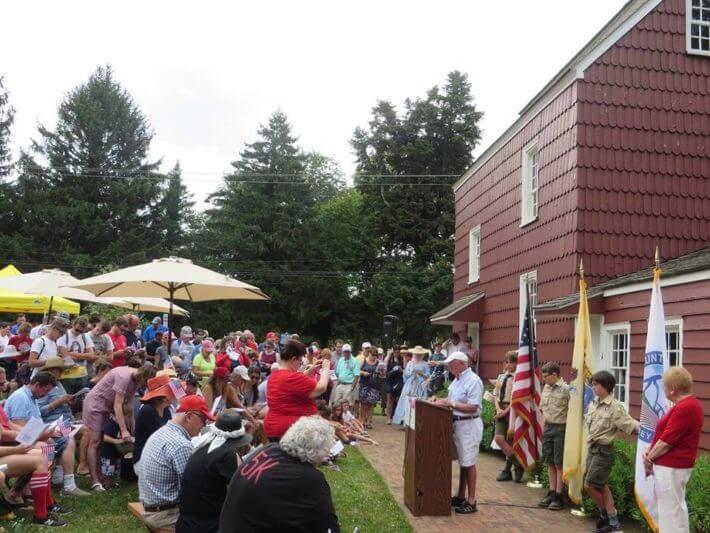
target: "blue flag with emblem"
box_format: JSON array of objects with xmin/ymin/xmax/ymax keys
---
[{"xmin": 634, "ymin": 266, "xmax": 668, "ymax": 532}]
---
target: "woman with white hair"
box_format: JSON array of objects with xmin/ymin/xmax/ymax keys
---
[{"xmin": 219, "ymin": 416, "xmax": 340, "ymax": 532}]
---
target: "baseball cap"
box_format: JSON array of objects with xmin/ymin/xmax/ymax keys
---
[
  {"xmin": 342, "ymin": 343, "xmax": 352, "ymax": 352},
  {"xmin": 180, "ymin": 326, "xmax": 193, "ymax": 337},
  {"xmin": 362, "ymin": 342, "xmax": 372, "ymax": 350},
  {"xmin": 152, "ymin": 316, "xmax": 162, "ymax": 324},
  {"xmin": 214, "ymin": 366, "xmax": 230, "ymax": 379},
  {"xmin": 232, "ymin": 366, "xmax": 250, "ymax": 380},
  {"xmin": 443, "ymin": 351, "xmax": 469, "ymax": 364},
  {"xmin": 177, "ymin": 395, "xmax": 216, "ymax": 421},
  {"xmin": 266, "ymin": 331, "xmax": 278, "ymax": 340}
]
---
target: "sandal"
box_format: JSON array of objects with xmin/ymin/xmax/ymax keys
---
[{"xmin": 455, "ymin": 502, "xmax": 477, "ymax": 514}]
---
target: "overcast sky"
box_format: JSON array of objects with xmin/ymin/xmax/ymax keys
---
[{"xmin": 3, "ymin": 0, "xmax": 626, "ymax": 206}]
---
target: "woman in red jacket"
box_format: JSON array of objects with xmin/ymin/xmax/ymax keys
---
[{"xmin": 643, "ymin": 366, "xmax": 703, "ymax": 533}]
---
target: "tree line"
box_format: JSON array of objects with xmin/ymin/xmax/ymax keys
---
[{"xmin": 0, "ymin": 66, "xmax": 483, "ymax": 345}]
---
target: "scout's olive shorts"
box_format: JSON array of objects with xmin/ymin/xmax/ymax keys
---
[
  {"xmin": 584, "ymin": 443, "xmax": 615, "ymax": 489},
  {"xmin": 542, "ymin": 422, "xmax": 566, "ymax": 465},
  {"xmin": 494, "ymin": 403, "xmax": 510, "ymax": 436}
]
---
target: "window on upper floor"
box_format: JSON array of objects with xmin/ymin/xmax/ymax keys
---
[
  {"xmin": 468, "ymin": 226, "xmax": 481, "ymax": 284},
  {"xmin": 521, "ymin": 140, "xmax": 539, "ymax": 226},
  {"xmin": 688, "ymin": 0, "xmax": 710, "ymax": 55}
]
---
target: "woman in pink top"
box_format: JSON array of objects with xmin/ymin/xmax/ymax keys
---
[{"xmin": 82, "ymin": 365, "xmax": 156, "ymax": 491}]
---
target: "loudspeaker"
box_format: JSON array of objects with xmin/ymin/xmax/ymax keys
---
[{"xmin": 383, "ymin": 315, "xmax": 398, "ymax": 341}]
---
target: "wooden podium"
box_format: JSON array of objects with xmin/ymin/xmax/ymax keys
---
[{"xmin": 403, "ymin": 399, "xmax": 452, "ymax": 516}]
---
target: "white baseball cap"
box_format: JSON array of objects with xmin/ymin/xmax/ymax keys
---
[
  {"xmin": 342, "ymin": 343, "xmax": 352, "ymax": 352},
  {"xmin": 232, "ymin": 366, "xmax": 250, "ymax": 380},
  {"xmin": 362, "ymin": 342, "xmax": 372, "ymax": 349},
  {"xmin": 443, "ymin": 351, "xmax": 468, "ymax": 364}
]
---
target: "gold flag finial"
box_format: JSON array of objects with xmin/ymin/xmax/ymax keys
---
[
  {"xmin": 579, "ymin": 258, "xmax": 584, "ymax": 278},
  {"xmin": 655, "ymin": 246, "xmax": 661, "ymax": 268}
]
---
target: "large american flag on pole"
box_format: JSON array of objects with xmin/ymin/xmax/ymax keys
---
[{"xmin": 509, "ymin": 287, "xmax": 544, "ymax": 470}]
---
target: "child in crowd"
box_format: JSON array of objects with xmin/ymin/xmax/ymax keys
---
[
  {"xmin": 493, "ymin": 351, "xmax": 522, "ymax": 482},
  {"xmin": 339, "ymin": 400, "xmax": 366, "ymax": 434},
  {"xmin": 584, "ymin": 370, "xmax": 639, "ymax": 533},
  {"xmin": 100, "ymin": 403, "xmax": 134, "ymax": 489},
  {"xmin": 538, "ymin": 361, "xmax": 570, "ymax": 510},
  {"xmin": 329, "ymin": 401, "xmax": 378, "ymax": 445}
]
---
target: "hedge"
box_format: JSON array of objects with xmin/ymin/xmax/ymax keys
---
[{"xmin": 480, "ymin": 398, "xmax": 710, "ymax": 532}]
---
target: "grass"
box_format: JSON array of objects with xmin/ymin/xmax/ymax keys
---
[{"xmin": 2, "ymin": 447, "xmax": 412, "ymax": 532}]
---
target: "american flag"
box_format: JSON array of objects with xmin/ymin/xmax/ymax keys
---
[
  {"xmin": 169, "ymin": 379, "xmax": 186, "ymax": 400},
  {"xmin": 41, "ymin": 443, "xmax": 56, "ymax": 464},
  {"xmin": 509, "ymin": 290, "xmax": 544, "ymax": 470},
  {"xmin": 163, "ymin": 358, "xmax": 175, "ymax": 371},
  {"xmin": 58, "ymin": 417, "xmax": 73, "ymax": 438}
]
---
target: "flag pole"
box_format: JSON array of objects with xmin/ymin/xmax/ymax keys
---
[{"xmin": 525, "ymin": 279, "xmax": 544, "ymax": 488}]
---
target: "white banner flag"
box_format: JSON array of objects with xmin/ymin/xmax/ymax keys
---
[{"xmin": 634, "ymin": 267, "xmax": 669, "ymax": 532}]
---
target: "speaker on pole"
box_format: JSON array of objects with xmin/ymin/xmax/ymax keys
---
[{"xmin": 383, "ymin": 315, "xmax": 398, "ymax": 346}]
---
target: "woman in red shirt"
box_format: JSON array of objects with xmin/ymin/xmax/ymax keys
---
[
  {"xmin": 264, "ymin": 340, "xmax": 330, "ymax": 441},
  {"xmin": 643, "ymin": 366, "xmax": 703, "ymax": 533},
  {"xmin": 7, "ymin": 322, "xmax": 33, "ymax": 379}
]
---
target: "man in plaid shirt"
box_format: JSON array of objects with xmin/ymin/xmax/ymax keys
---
[{"xmin": 138, "ymin": 395, "xmax": 215, "ymax": 530}]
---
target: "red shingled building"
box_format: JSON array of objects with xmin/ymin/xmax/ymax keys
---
[{"xmin": 431, "ymin": 0, "xmax": 710, "ymax": 449}]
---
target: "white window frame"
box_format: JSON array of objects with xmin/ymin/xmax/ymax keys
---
[
  {"xmin": 687, "ymin": 0, "xmax": 710, "ymax": 56},
  {"xmin": 468, "ymin": 225, "xmax": 481, "ymax": 284},
  {"xmin": 603, "ymin": 323, "xmax": 631, "ymax": 409},
  {"xmin": 520, "ymin": 140, "xmax": 539, "ymax": 227},
  {"xmin": 665, "ymin": 318, "xmax": 684, "ymax": 367},
  {"xmin": 519, "ymin": 271, "xmax": 538, "ymax": 337}
]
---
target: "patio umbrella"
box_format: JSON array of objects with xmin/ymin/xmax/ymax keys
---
[
  {"xmin": 0, "ymin": 268, "xmax": 119, "ymax": 315},
  {"xmin": 108, "ymin": 297, "xmax": 189, "ymax": 317},
  {"xmin": 64, "ymin": 256, "xmax": 269, "ymax": 343}
]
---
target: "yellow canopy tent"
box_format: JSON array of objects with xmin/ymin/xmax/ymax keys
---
[{"xmin": 0, "ymin": 265, "xmax": 80, "ymax": 315}]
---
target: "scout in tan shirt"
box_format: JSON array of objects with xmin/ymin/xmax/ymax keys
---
[
  {"xmin": 584, "ymin": 370, "xmax": 639, "ymax": 533},
  {"xmin": 538, "ymin": 362, "xmax": 570, "ymax": 510},
  {"xmin": 493, "ymin": 351, "xmax": 522, "ymax": 482}
]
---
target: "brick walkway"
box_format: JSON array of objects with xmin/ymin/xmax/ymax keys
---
[{"xmin": 359, "ymin": 415, "xmax": 606, "ymax": 533}]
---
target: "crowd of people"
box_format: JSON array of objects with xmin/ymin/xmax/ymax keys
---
[{"xmin": 0, "ymin": 313, "xmax": 703, "ymax": 532}]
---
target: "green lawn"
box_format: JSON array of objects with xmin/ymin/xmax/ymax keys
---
[{"xmin": 2, "ymin": 447, "xmax": 411, "ymax": 532}]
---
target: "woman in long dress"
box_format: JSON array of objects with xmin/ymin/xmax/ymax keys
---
[{"xmin": 392, "ymin": 347, "xmax": 430, "ymax": 426}]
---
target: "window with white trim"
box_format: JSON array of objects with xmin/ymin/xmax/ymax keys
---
[
  {"xmin": 519, "ymin": 271, "xmax": 538, "ymax": 337},
  {"xmin": 607, "ymin": 328, "xmax": 630, "ymax": 408},
  {"xmin": 468, "ymin": 226, "xmax": 481, "ymax": 283},
  {"xmin": 688, "ymin": 0, "xmax": 710, "ymax": 55},
  {"xmin": 665, "ymin": 319, "xmax": 683, "ymax": 367},
  {"xmin": 521, "ymin": 141, "xmax": 539, "ymax": 226}
]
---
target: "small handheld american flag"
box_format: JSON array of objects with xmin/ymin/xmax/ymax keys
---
[
  {"xmin": 58, "ymin": 418, "xmax": 73, "ymax": 438},
  {"xmin": 169, "ymin": 379, "xmax": 186, "ymax": 400},
  {"xmin": 41, "ymin": 443, "xmax": 56, "ymax": 464},
  {"xmin": 164, "ymin": 358, "xmax": 175, "ymax": 371}
]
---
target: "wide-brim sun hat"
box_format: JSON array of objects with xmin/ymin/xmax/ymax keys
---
[
  {"xmin": 141, "ymin": 374, "xmax": 174, "ymax": 402},
  {"xmin": 408, "ymin": 345, "xmax": 429, "ymax": 355}
]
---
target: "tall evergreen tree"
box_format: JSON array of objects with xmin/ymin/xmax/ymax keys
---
[
  {"xmin": 351, "ymin": 71, "xmax": 483, "ymax": 343},
  {"xmin": 0, "ymin": 76, "xmax": 14, "ymax": 178},
  {"xmin": 194, "ymin": 112, "xmax": 345, "ymax": 336},
  {"xmin": 11, "ymin": 66, "xmax": 182, "ymax": 273}
]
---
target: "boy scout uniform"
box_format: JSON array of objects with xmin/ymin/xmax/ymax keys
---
[
  {"xmin": 492, "ymin": 371, "xmax": 514, "ymax": 436},
  {"xmin": 584, "ymin": 395, "xmax": 639, "ymax": 489},
  {"xmin": 540, "ymin": 378, "xmax": 570, "ymax": 465}
]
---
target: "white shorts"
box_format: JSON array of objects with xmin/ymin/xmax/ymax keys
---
[{"xmin": 453, "ymin": 417, "xmax": 483, "ymax": 467}]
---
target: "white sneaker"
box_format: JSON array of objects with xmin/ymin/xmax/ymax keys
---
[
  {"xmin": 62, "ymin": 486, "xmax": 90, "ymax": 497},
  {"xmin": 90, "ymin": 483, "xmax": 106, "ymax": 493}
]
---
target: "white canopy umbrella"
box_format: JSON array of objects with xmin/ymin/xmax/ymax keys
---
[
  {"xmin": 0, "ymin": 268, "xmax": 122, "ymax": 315},
  {"xmin": 65, "ymin": 257, "xmax": 269, "ymax": 342},
  {"xmin": 108, "ymin": 297, "xmax": 189, "ymax": 317}
]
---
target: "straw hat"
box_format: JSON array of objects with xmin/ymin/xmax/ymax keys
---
[
  {"xmin": 43, "ymin": 357, "xmax": 69, "ymax": 370},
  {"xmin": 408, "ymin": 345, "xmax": 429, "ymax": 356}
]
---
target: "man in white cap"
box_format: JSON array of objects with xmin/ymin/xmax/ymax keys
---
[
  {"xmin": 431, "ymin": 351, "xmax": 483, "ymax": 515},
  {"xmin": 333, "ymin": 344, "xmax": 360, "ymax": 405}
]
